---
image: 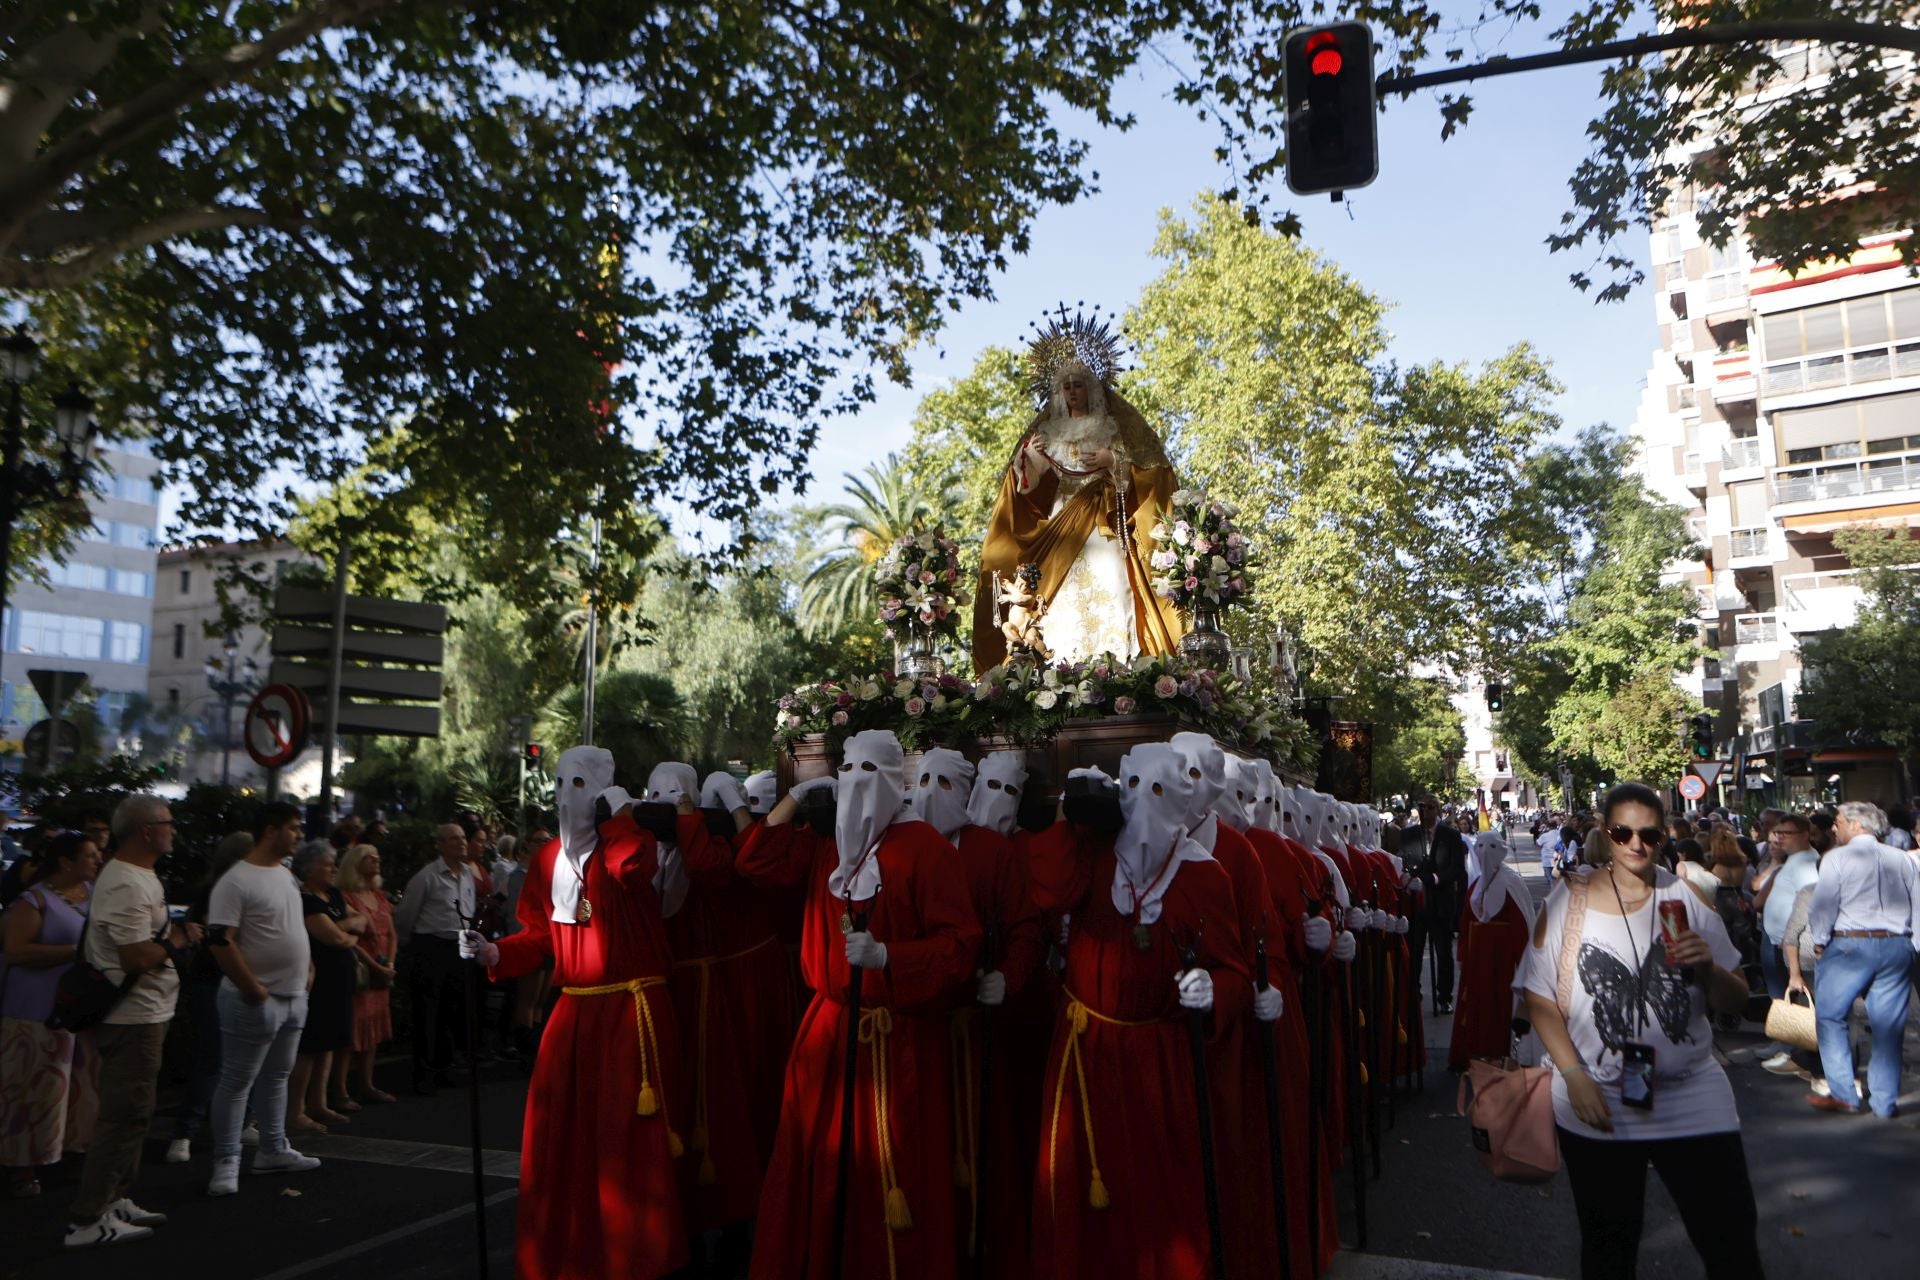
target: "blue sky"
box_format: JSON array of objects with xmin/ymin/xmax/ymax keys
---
[{"xmin": 799, "ymin": 47, "xmax": 1660, "ymax": 501}]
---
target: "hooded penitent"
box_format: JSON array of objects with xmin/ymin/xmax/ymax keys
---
[
  {"xmin": 1168, "ymin": 731, "xmax": 1227, "ymax": 835},
  {"xmin": 1247, "ymin": 758, "xmax": 1280, "ymax": 832},
  {"xmin": 1111, "ymin": 742, "xmax": 1212, "ymax": 924},
  {"xmin": 910, "ymin": 747, "xmax": 975, "ymax": 841},
  {"xmin": 550, "ymin": 745, "xmax": 617, "ymax": 924},
  {"xmin": 744, "ymin": 770, "xmax": 778, "ymax": 816},
  {"xmin": 647, "ymin": 762, "xmax": 699, "ymax": 808},
  {"xmin": 832, "ymin": 730, "xmax": 905, "ymax": 901},
  {"xmin": 1218, "ymin": 755, "xmax": 1260, "ymax": 833},
  {"xmin": 965, "ymin": 751, "xmax": 1027, "ymax": 837},
  {"xmin": 701, "ymin": 770, "xmax": 749, "ymax": 815},
  {"xmin": 1469, "ymin": 831, "xmax": 1536, "ymax": 931}
]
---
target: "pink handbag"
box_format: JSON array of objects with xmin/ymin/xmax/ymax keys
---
[{"xmin": 1454, "ymin": 875, "xmax": 1590, "ymax": 1183}]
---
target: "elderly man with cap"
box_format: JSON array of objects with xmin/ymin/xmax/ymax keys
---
[
  {"xmin": 736, "ymin": 729, "xmax": 981, "ymax": 1280},
  {"xmin": 459, "ymin": 746, "xmax": 691, "ymax": 1280},
  {"xmin": 910, "ymin": 748, "xmax": 1046, "ymax": 1278},
  {"xmin": 1026, "ymin": 742, "xmax": 1251, "ymax": 1279}
]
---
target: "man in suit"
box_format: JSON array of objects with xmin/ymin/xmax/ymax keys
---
[{"xmin": 1413, "ymin": 797, "xmax": 1469, "ymax": 1014}]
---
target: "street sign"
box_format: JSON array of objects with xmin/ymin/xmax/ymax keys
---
[
  {"xmin": 1694, "ymin": 761, "xmax": 1726, "ymax": 786},
  {"xmin": 21, "ymin": 718, "xmax": 80, "ymax": 768},
  {"xmin": 245, "ymin": 684, "xmax": 310, "ymax": 769},
  {"xmin": 25, "ymin": 668, "xmax": 85, "ymax": 714},
  {"xmin": 270, "ymin": 587, "xmax": 447, "ymax": 633},
  {"xmin": 1678, "ymin": 775, "xmax": 1707, "ymax": 801},
  {"xmin": 268, "ymin": 659, "xmax": 443, "ymax": 702},
  {"xmin": 269, "ymin": 583, "xmax": 446, "ymax": 741}
]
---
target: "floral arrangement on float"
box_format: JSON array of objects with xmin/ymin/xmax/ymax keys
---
[
  {"xmin": 872, "ymin": 527, "xmax": 969, "ymax": 679},
  {"xmin": 771, "ymin": 650, "xmax": 1314, "ymax": 766},
  {"xmin": 1147, "ymin": 487, "xmax": 1249, "ymax": 668}
]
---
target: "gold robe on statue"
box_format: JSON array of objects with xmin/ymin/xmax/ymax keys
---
[{"xmin": 973, "ymin": 395, "xmax": 1185, "ymax": 675}]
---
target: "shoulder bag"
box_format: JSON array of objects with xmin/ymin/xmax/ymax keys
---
[
  {"xmin": 1457, "ymin": 875, "xmax": 1587, "ymax": 1183},
  {"xmin": 46, "ymin": 901, "xmax": 141, "ymax": 1033}
]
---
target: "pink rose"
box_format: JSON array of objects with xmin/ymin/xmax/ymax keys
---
[
  {"xmin": 1184, "ymin": 576, "xmax": 1200, "ymax": 591},
  {"xmin": 905, "ymin": 697, "xmax": 926, "ymax": 717},
  {"xmin": 832, "ymin": 710, "xmax": 849, "ymax": 726},
  {"xmin": 1113, "ymin": 695, "xmax": 1137, "ymax": 714},
  {"xmin": 785, "ymin": 714, "xmax": 802, "ymax": 728},
  {"xmin": 1153, "ymin": 675, "xmax": 1178, "ymax": 698}
]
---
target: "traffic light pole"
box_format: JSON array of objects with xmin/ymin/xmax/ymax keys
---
[{"xmin": 1375, "ymin": 19, "xmax": 1920, "ymax": 98}]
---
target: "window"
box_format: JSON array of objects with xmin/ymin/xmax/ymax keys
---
[
  {"xmin": 111, "ymin": 521, "xmax": 153, "ymax": 549},
  {"xmin": 179, "ymin": 568, "xmax": 191, "ymax": 594},
  {"xmin": 110, "ymin": 569, "xmax": 151, "ymax": 597},
  {"xmin": 167, "ymin": 686, "xmax": 180, "ymax": 710},
  {"xmin": 106, "ymin": 621, "xmax": 146, "ymax": 664},
  {"xmin": 12, "ymin": 610, "xmax": 106, "ymax": 660},
  {"xmin": 43, "ymin": 560, "xmax": 110, "ymax": 591},
  {"xmin": 1761, "ymin": 287, "xmax": 1920, "ymax": 394},
  {"xmin": 172, "ymin": 623, "xmax": 185, "ymax": 660}
]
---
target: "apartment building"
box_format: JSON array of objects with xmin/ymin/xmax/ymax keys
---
[
  {"xmin": 0, "ymin": 440, "xmax": 162, "ymax": 762},
  {"xmin": 148, "ymin": 539, "xmax": 313, "ymax": 785},
  {"xmin": 1633, "ymin": 46, "xmax": 1916, "ymax": 807}
]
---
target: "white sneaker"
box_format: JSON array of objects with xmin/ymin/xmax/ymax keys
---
[
  {"xmin": 105, "ymin": 1198, "xmax": 168, "ymax": 1226},
  {"xmin": 251, "ymin": 1148, "xmax": 321, "ymax": 1175},
  {"xmin": 1761, "ymin": 1052, "xmax": 1799, "ymax": 1075},
  {"xmin": 1812, "ymin": 1077, "xmax": 1832, "ymax": 1098},
  {"xmin": 164, "ymin": 1138, "xmax": 191, "ymax": 1164},
  {"xmin": 241, "ymin": 1123, "xmax": 260, "ymax": 1146},
  {"xmin": 208, "ymin": 1157, "xmax": 240, "ymax": 1197},
  {"xmin": 65, "ymin": 1218, "xmax": 153, "ymax": 1247}
]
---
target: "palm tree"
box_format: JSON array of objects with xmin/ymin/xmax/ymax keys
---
[{"xmin": 798, "ymin": 453, "xmax": 955, "ymax": 637}]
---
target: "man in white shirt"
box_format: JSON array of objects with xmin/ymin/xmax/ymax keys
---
[
  {"xmin": 66, "ymin": 795, "xmax": 200, "ymax": 1249},
  {"xmin": 394, "ymin": 823, "xmax": 479, "ymax": 1094},
  {"xmin": 1750, "ymin": 813, "xmax": 1820, "ymax": 1072},
  {"xmin": 206, "ymin": 801, "xmax": 320, "ymax": 1194},
  {"xmin": 1805, "ymin": 801, "xmax": 1920, "ymax": 1118}
]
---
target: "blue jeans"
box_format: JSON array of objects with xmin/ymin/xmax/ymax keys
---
[
  {"xmin": 211, "ymin": 984, "xmax": 307, "ymax": 1161},
  {"xmin": 1758, "ymin": 936, "xmax": 1788, "ymax": 1002},
  {"xmin": 171, "ymin": 977, "xmax": 223, "ymax": 1140},
  {"xmin": 1814, "ymin": 936, "xmax": 1914, "ymax": 1116}
]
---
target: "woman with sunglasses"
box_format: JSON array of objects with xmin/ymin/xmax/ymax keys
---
[{"xmin": 1522, "ymin": 782, "xmax": 1762, "ymax": 1279}]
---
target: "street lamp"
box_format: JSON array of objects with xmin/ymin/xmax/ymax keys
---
[
  {"xmin": 205, "ymin": 632, "xmax": 261, "ymax": 787},
  {"xmin": 1, "ymin": 327, "xmax": 98, "ymax": 631}
]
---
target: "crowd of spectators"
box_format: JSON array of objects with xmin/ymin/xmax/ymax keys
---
[{"xmin": 0, "ymin": 794, "xmax": 550, "ymax": 1247}]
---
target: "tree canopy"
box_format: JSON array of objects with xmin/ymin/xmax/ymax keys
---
[{"xmin": 1795, "ymin": 527, "xmax": 1920, "ymax": 754}]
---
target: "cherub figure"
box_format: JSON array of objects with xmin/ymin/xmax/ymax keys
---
[{"xmin": 996, "ymin": 562, "xmax": 1051, "ymax": 660}]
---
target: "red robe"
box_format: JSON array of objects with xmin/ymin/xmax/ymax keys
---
[
  {"xmin": 951, "ymin": 824, "xmax": 1047, "ymax": 1280},
  {"xmin": 489, "ymin": 811, "xmax": 688, "ymax": 1280},
  {"xmin": 666, "ymin": 819, "xmax": 797, "ymax": 1232},
  {"xmin": 738, "ymin": 818, "xmax": 981, "ymax": 1280},
  {"xmin": 1246, "ymin": 826, "xmax": 1339, "ymax": 1278},
  {"xmin": 1026, "ymin": 821, "xmax": 1251, "ymax": 1280},
  {"xmin": 1446, "ymin": 883, "xmax": 1529, "ymax": 1070}
]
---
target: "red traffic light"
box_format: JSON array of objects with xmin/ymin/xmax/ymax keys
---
[
  {"xmin": 1307, "ymin": 31, "xmax": 1343, "ymax": 77},
  {"xmin": 525, "ymin": 742, "xmax": 543, "ymax": 762}
]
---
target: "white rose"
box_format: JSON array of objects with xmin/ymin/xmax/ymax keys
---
[
  {"xmin": 1171, "ymin": 489, "xmax": 1197, "ymax": 505},
  {"xmin": 894, "ymin": 678, "xmax": 914, "ymax": 698},
  {"xmin": 1034, "ymin": 689, "xmax": 1059, "ymax": 710}
]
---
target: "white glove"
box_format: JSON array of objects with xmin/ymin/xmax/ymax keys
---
[
  {"xmin": 1176, "ymin": 967, "xmax": 1214, "ymax": 1012},
  {"xmin": 457, "ymin": 930, "xmax": 499, "ymax": 967},
  {"xmin": 701, "ymin": 771, "xmax": 747, "ymax": 814},
  {"xmin": 976, "ymin": 970, "xmax": 1006, "ymax": 1007},
  {"xmin": 1394, "ymin": 915, "xmax": 1410, "ymax": 935},
  {"xmin": 845, "ymin": 931, "xmax": 888, "ymax": 969},
  {"xmin": 1332, "ymin": 931, "xmax": 1357, "ymax": 963},
  {"xmin": 1067, "ymin": 766, "xmax": 1111, "ymax": 782},
  {"xmin": 1370, "ymin": 908, "xmax": 1392, "ymax": 932},
  {"xmin": 1253, "ymin": 986, "xmax": 1284, "ymax": 1022},
  {"xmin": 790, "ymin": 775, "xmax": 838, "ymax": 802},
  {"xmin": 1302, "ymin": 915, "xmax": 1333, "ymax": 953},
  {"xmin": 1346, "ymin": 906, "xmax": 1371, "ymax": 931}
]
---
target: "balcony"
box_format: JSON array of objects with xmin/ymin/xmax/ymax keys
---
[
  {"xmin": 1722, "ymin": 437, "xmax": 1764, "ymax": 472},
  {"xmin": 1710, "ymin": 350, "xmax": 1757, "ymax": 406},
  {"xmin": 1763, "ymin": 341, "xmax": 1920, "ymax": 398},
  {"xmin": 1728, "ymin": 527, "xmax": 1770, "ymax": 560},
  {"xmin": 1682, "ymin": 452, "xmax": 1706, "ymax": 491},
  {"xmin": 1772, "ymin": 446, "xmax": 1920, "ymax": 507},
  {"xmin": 1782, "ymin": 564, "xmax": 1920, "ymax": 633},
  {"xmin": 1734, "ymin": 612, "xmax": 1778, "ymax": 645}
]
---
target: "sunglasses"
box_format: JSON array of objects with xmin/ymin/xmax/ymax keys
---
[{"xmin": 1606, "ymin": 824, "xmax": 1665, "ymax": 849}]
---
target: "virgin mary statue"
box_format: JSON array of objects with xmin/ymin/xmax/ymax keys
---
[{"xmin": 972, "ymin": 353, "xmax": 1185, "ymax": 673}]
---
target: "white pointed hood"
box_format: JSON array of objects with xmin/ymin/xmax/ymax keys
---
[
  {"xmin": 744, "ymin": 770, "xmax": 778, "ymax": 816},
  {"xmin": 550, "ymin": 745, "xmax": 616, "ymax": 924},
  {"xmin": 966, "ymin": 751, "xmax": 1027, "ymax": 837},
  {"xmin": 1248, "ymin": 759, "xmax": 1280, "ymax": 833},
  {"xmin": 1218, "ymin": 755, "xmax": 1259, "ymax": 834},
  {"xmin": 1471, "ymin": 831, "xmax": 1535, "ymax": 930},
  {"xmin": 911, "ymin": 747, "xmax": 975, "ymax": 842},
  {"xmin": 1112, "ymin": 743, "xmax": 1212, "ymax": 924},
  {"xmin": 831, "ymin": 730, "xmax": 904, "ymax": 902}
]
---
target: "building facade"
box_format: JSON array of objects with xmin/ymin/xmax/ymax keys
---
[
  {"xmin": 1, "ymin": 440, "xmax": 162, "ymax": 763},
  {"xmin": 1632, "ymin": 42, "xmax": 1917, "ymax": 808},
  {"xmin": 148, "ymin": 539, "xmax": 312, "ymax": 786}
]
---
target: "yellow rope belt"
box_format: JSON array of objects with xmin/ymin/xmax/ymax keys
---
[
  {"xmin": 561, "ymin": 976, "xmax": 683, "ymax": 1157},
  {"xmin": 950, "ymin": 1008, "xmax": 978, "ymax": 1254},
  {"xmin": 1048, "ymin": 991, "xmax": 1159, "ymax": 1215},
  {"xmin": 857, "ymin": 1006, "xmax": 910, "ymax": 1280},
  {"xmin": 672, "ymin": 934, "xmax": 781, "ymax": 1187}
]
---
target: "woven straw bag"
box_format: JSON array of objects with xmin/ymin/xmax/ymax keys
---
[{"xmin": 1764, "ymin": 991, "xmax": 1818, "ymax": 1051}]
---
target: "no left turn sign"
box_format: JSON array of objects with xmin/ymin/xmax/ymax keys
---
[{"xmin": 245, "ymin": 684, "xmax": 310, "ymax": 769}]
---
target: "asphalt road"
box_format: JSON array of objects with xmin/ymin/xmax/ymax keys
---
[{"xmin": 10, "ymin": 834, "xmax": 1918, "ymax": 1280}]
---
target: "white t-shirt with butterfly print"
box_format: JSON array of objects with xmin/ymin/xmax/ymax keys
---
[{"xmin": 1523, "ymin": 868, "xmax": 1744, "ymax": 1140}]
